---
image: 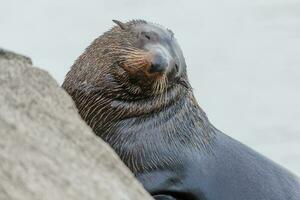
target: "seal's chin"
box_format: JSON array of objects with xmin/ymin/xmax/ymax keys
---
[{"xmin": 127, "ymin": 71, "xmax": 168, "ymax": 96}]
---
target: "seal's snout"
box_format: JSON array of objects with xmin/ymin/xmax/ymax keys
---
[{"xmin": 148, "ymin": 54, "xmax": 168, "ymax": 74}]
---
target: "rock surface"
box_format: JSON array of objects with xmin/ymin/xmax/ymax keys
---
[{"xmin": 0, "ymin": 48, "xmax": 152, "ymax": 200}]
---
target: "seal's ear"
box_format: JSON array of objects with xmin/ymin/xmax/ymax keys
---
[{"xmin": 112, "ymin": 20, "xmax": 126, "ymax": 30}]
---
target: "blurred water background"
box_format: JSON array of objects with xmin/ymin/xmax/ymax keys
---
[{"xmin": 1, "ymin": 0, "xmax": 300, "ymax": 175}]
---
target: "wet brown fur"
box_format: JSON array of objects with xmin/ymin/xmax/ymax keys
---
[{"xmin": 62, "ymin": 20, "xmax": 215, "ymax": 174}]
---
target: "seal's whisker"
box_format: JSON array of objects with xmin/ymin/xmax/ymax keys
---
[
  {"xmin": 119, "ymin": 58, "xmax": 148, "ymax": 64},
  {"xmin": 122, "ymin": 61, "xmax": 148, "ymax": 67},
  {"xmin": 122, "ymin": 57, "xmax": 148, "ymax": 62},
  {"xmin": 122, "ymin": 61, "xmax": 149, "ymax": 68},
  {"xmin": 119, "ymin": 53, "xmax": 150, "ymax": 59},
  {"xmin": 126, "ymin": 61, "xmax": 149, "ymax": 66},
  {"xmin": 118, "ymin": 51, "xmax": 146, "ymax": 56},
  {"xmin": 115, "ymin": 46, "xmax": 141, "ymax": 51},
  {"xmin": 117, "ymin": 48, "xmax": 147, "ymax": 54}
]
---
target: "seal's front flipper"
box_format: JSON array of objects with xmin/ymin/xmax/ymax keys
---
[{"xmin": 153, "ymin": 194, "xmax": 177, "ymax": 200}]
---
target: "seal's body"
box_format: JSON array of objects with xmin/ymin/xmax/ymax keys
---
[
  {"xmin": 138, "ymin": 132, "xmax": 300, "ymax": 200},
  {"xmin": 63, "ymin": 20, "xmax": 300, "ymax": 200}
]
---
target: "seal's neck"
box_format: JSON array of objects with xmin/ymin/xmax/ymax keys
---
[{"xmin": 82, "ymin": 84, "xmax": 215, "ymax": 146}]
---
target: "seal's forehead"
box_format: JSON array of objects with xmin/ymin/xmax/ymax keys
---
[{"xmin": 131, "ymin": 22, "xmax": 173, "ymax": 38}]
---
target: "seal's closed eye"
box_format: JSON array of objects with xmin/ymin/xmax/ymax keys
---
[
  {"xmin": 142, "ymin": 32, "xmax": 151, "ymax": 40},
  {"xmin": 140, "ymin": 31, "xmax": 160, "ymax": 42}
]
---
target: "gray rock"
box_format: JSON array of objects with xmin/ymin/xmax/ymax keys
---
[{"xmin": 0, "ymin": 48, "xmax": 152, "ymax": 200}]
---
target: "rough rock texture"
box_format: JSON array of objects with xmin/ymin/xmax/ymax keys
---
[{"xmin": 0, "ymin": 48, "xmax": 152, "ymax": 200}]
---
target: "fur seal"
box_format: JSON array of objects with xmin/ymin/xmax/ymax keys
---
[{"xmin": 62, "ymin": 20, "xmax": 300, "ymax": 200}]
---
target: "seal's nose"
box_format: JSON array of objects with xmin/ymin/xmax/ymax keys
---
[{"xmin": 148, "ymin": 54, "xmax": 168, "ymax": 74}]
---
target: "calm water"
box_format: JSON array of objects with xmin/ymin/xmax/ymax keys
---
[{"xmin": 1, "ymin": 0, "xmax": 300, "ymax": 175}]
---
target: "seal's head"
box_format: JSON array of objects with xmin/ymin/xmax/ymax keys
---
[
  {"xmin": 110, "ymin": 20, "xmax": 188, "ymax": 96},
  {"xmin": 64, "ymin": 19, "xmax": 189, "ymax": 99}
]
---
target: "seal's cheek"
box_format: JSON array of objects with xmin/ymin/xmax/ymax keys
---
[{"xmin": 120, "ymin": 52, "xmax": 152, "ymax": 75}]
